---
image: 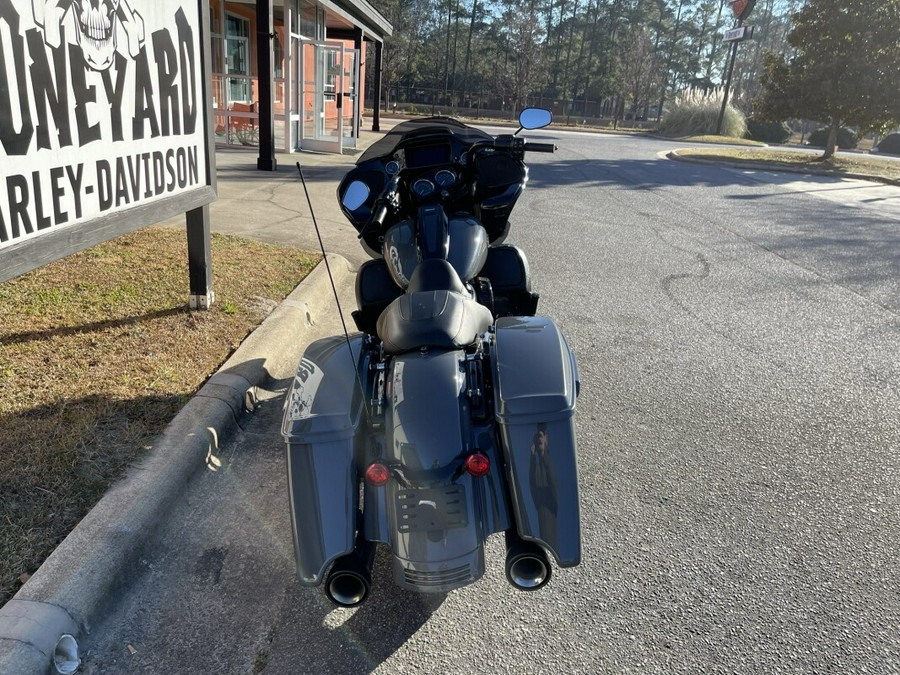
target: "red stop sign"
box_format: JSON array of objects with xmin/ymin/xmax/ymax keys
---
[{"xmin": 730, "ymin": 0, "xmax": 756, "ymax": 20}]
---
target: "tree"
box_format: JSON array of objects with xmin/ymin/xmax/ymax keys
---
[{"xmin": 756, "ymin": 0, "xmax": 900, "ymax": 159}]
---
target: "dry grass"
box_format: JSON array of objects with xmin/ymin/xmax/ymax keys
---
[
  {"xmin": 675, "ymin": 147, "xmax": 900, "ymax": 183},
  {"xmin": 676, "ymin": 135, "xmax": 766, "ymax": 146},
  {"xmin": 0, "ymin": 228, "xmax": 319, "ymax": 604}
]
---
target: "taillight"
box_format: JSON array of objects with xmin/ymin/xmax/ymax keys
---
[
  {"xmin": 465, "ymin": 452, "xmax": 491, "ymax": 477},
  {"xmin": 364, "ymin": 462, "xmax": 390, "ymax": 486}
]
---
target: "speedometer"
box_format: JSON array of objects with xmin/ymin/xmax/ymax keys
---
[
  {"xmin": 435, "ymin": 170, "xmax": 456, "ymax": 188},
  {"xmin": 412, "ymin": 179, "xmax": 435, "ymax": 198}
]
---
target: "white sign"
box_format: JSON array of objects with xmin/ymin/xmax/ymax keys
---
[
  {"xmin": 0, "ymin": 1, "xmax": 212, "ymax": 255},
  {"xmin": 723, "ymin": 26, "xmax": 754, "ymax": 42}
]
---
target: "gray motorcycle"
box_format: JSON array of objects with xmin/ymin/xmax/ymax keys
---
[{"xmin": 283, "ymin": 109, "xmax": 581, "ymax": 606}]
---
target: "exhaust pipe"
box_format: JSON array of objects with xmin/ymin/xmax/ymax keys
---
[
  {"xmin": 325, "ymin": 537, "xmax": 376, "ymax": 607},
  {"xmin": 505, "ymin": 531, "xmax": 552, "ymax": 591}
]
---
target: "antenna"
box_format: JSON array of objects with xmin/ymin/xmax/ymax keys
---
[{"xmin": 295, "ymin": 162, "xmax": 371, "ymax": 417}]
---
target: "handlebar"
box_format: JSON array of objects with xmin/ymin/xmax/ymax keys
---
[
  {"xmin": 358, "ymin": 175, "xmax": 399, "ymax": 239},
  {"xmin": 524, "ymin": 141, "xmax": 556, "ymax": 153}
]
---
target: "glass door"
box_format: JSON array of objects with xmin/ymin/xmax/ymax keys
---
[{"xmin": 298, "ymin": 40, "xmax": 359, "ymax": 153}]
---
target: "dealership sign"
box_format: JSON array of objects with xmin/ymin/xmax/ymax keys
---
[{"xmin": 0, "ymin": 0, "xmax": 215, "ymax": 282}]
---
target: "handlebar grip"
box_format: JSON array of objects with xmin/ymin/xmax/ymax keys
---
[
  {"xmin": 358, "ymin": 202, "xmax": 389, "ymax": 239},
  {"xmin": 525, "ymin": 142, "xmax": 556, "ymax": 153}
]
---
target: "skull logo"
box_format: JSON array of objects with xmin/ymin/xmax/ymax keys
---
[
  {"xmin": 72, "ymin": 0, "xmax": 121, "ymax": 70},
  {"xmin": 31, "ymin": 0, "xmax": 146, "ymax": 72}
]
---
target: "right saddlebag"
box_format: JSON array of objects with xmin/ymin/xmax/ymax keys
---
[{"xmin": 491, "ymin": 316, "xmax": 581, "ymax": 567}]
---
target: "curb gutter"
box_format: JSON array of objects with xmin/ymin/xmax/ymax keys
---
[{"xmin": 0, "ymin": 254, "xmax": 354, "ymax": 675}]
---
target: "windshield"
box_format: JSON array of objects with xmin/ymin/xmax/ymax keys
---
[{"xmin": 358, "ymin": 117, "xmax": 494, "ymax": 164}]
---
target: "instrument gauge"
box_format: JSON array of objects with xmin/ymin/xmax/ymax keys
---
[
  {"xmin": 412, "ymin": 179, "xmax": 435, "ymax": 198},
  {"xmin": 435, "ymin": 170, "xmax": 456, "ymax": 188},
  {"xmin": 385, "ymin": 160, "xmax": 400, "ymax": 175}
]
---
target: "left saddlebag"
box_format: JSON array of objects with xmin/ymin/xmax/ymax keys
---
[{"xmin": 282, "ymin": 335, "xmax": 365, "ymax": 585}]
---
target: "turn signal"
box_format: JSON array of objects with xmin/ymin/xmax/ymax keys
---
[
  {"xmin": 465, "ymin": 452, "xmax": 491, "ymax": 477},
  {"xmin": 364, "ymin": 462, "xmax": 390, "ymax": 486}
]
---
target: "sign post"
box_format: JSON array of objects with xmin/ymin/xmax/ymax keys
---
[
  {"xmin": 0, "ymin": 0, "xmax": 217, "ymax": 307},
  {"xmin": 716, "ymin": 0, "xmax": 757, "ymax": 135}
]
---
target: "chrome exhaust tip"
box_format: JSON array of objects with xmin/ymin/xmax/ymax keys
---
[
  {"xmin": 324, "ymin": 538, "xmax": 376, "ymax": 607},
  {"xmin": 325, "ymin": 568, "xmax": 370, "ymax": 607},
  {"xmin": 505, "ymin": 534, "xmax": 552, "ymax": 591}
]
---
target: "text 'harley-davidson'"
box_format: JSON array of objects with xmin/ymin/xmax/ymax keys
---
[{"xmin": 283, "ymin": 109, "xmax": 581, "ymax": 606}]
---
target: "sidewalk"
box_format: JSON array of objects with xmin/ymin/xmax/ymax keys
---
[{"xmin": 0, "ymin": 130, "xmax": 387, "ymax": 675}]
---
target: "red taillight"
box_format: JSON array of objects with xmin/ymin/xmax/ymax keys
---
[
  {"xmin": 465, "ymin": 453, "xmax": 491, "ymax": 477},
  {"xmin": 364, "ymin": 462, "xmax": 390, "ymax": 486}
]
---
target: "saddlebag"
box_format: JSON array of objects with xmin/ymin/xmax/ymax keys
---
[
  {"xmin": 492, "ymin": 316, "xmax": 581, "ymax": 566},
  {"xmin": 282, "ymin": 335, "xmax": 365, "ymax": 585}
]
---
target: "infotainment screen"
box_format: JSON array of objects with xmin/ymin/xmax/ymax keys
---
[{"xmin": 405, "ymin": 143, "xmax": 451, "ymax": 169}]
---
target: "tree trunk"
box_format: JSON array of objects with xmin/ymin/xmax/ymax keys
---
[{"xmin": 823, "ymin": 116, "xmax": 840, "ymax": 160}]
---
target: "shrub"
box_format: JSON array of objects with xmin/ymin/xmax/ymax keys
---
[
  {"xmin": 659, "ymin": 89, "xmax": 747, "ymax": 139},
  {"xmin": 806, "ymin": 126, "xmax": 859, "ymax": 149},
  {"xmin": 874, "ymin": 133, "xmax": 900, "ymax": 156},
  {"xmin": 745, "ymin": 118, "xmax": 791, "ymax": 144}
]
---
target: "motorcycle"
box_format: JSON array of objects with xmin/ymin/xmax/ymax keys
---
[{"xmin": 282, "ymin": 109, "xmax": 581, "ymax": 606}]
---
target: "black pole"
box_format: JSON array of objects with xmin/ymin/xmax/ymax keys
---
[
  {"xmin": 256, "ymin": 0, "xmax": 276, "ymax": 170},
  {"xmin": 716, "ymin": 20, "xmax": 742, "ymax": 136},
  {"xmin": 372, "ymin": 41, "xmax": 383, "ymax": 132},
  {"xmin": 186, "ymin": 206, "xmax": 213, "ymax": 310}
]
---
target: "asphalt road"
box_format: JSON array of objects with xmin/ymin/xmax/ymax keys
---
[{"xmin": 82, "ymin": 130, "xmax": 900, "ymax": 673}]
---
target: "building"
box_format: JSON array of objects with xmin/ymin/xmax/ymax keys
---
[{"xmin": 210, "ymin": 0, "xmax": 391, "ymax": 158}]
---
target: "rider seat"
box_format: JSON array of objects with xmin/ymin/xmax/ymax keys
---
[{"xmin": 377, "ymin": 259, "xmax": 493, "ymax": 354}]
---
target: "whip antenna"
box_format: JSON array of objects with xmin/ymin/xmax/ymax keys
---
[
  {"xmin": 296, "ymin": 162, "xmax": 353, "ymax": 341},
  {"xmin": 295, "ymin": 162, "xmax": 372, "ymax": 418}
]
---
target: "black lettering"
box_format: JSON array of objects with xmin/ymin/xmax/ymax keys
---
[
  {"xmin": 97, "ymin": 160, "xmax": 113, "ymax": 211},
  {"xmin": 176, "ymin": 148, "xmax": 187, "ymax": 188},
  {"xmin": 27, "ymin": 29, "xmax": 71, "ymax": 150},
  {"xmin": 142, "ymin": 153, "xmax": 152, "ymax": 197},
  {"xmin": 115, "ymin": 158, "xmax": 129, "ymax": 206},
  {"xmin": 188, "ymin": 145, "xmax": 198, "ymax": 184},
  {"xmin": 50, "ymin": 166, "xmax": 67, "ymax": 225},
  {"xmin": 126, "ymin": 155, "xmax": 141, "ymax": 201},
  {"xmin": 166, "ymin": 149, "xmax": 176, "ymax": 191},
  {"xmin": 152, "ymin": 29, "xmax": 179, "ymax": 135},
  {"xmin": 7, "ymin": 174, "xmax": 33, "ymax": 238},
  {"xmin": 32, "ymin": 171, "xmax": 51, "ymax": 230},
  {"xmin": 0, "ymin": 5, "xmax": 34, "ymax": 155},
  {"xmin": 100, "ymin": 53, "xmax": 128, "ymax": 142},
  {"xmin": 65, "ymin": 164, "xmax": 84, "ymax": 218},
  {"xmin": 0, "ymin": 208, "xmax": 7, "ymax": 242},
  {"xmin": 176, "ymin": 8, "xmax": 197, "ymax": 134},
  {"xmin": 132, "ymin": 49, "xmax": 160, "ymax": 139},
  {"xmin": 152, "ymin": 151, "xmax": 165, "ymax": 194},
  {"xmin": 69, "ymin": 43, "xmax": 100, "ymax": 147}
]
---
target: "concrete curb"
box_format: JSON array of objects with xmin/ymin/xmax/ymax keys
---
[
  {"xmin": 667, "ymin": 149, "xmax": 900, "ymax": 187},
  {"xmin": 0, "ymin": 254, "xmax": 354, "ymax": 675}
]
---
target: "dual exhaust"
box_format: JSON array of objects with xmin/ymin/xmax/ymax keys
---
[{"xmin": 323, "ymin": 531, "xmax": 551, "ymax": 606}]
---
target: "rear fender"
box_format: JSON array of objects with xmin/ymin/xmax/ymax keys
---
[
  {"xmin": 365, "ymin": 350, "xmax": 511, "ymax": 592},
  {"xmin": 282, "ymin": 335, "xmax": 365, "ymax": 585}
]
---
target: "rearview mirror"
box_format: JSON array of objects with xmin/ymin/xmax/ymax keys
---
[
  {"xmin": 341, "ymin": 181, "xmax": 370, "ymax": 211},
  {"xmin": 518, "ymin": 108, "xmax": 552, "ymax": 130}
]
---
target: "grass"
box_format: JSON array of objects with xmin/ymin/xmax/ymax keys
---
[
  {"xmin": 675, "ymin": 134, "xmax": 766, "ymax": 146},
  {"xmin": 674, "ymin": 147, "xmax": 900, "ymax": 183},
  {"xmin": 0, "ymin": 227, "xmax": 319, "ymax": 605}
]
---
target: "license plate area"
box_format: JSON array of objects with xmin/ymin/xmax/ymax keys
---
[{"xmin": 396, "ymin": 485, "xmax": 468, "ymax": 533}]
